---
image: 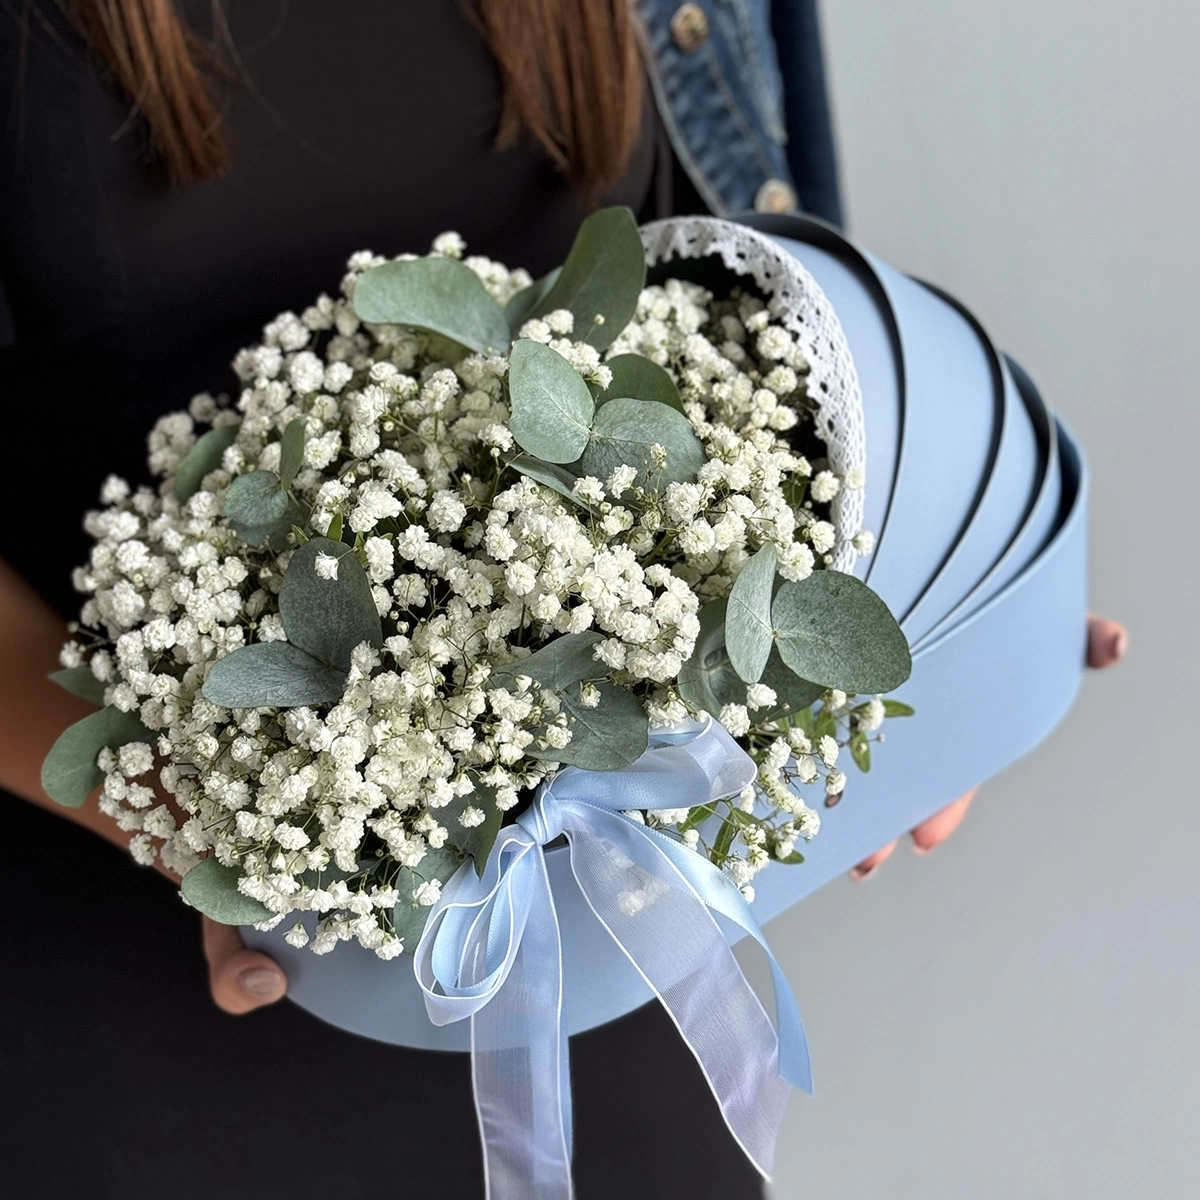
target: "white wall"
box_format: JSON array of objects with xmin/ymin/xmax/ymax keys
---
[{"xmin": 765, "ymin": 4, "xmax": 1200, "ymax": 1195}]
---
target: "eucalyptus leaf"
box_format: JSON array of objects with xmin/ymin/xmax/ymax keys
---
[
  {"xmin": 581, "ymin": 397, "xmax": 705, "ymax": 492},
  {"xmin": 504, "ymin": 267, "xmax": 562, "ymax": 334},
  {"xmin": 678, "ymin": 600, "xmax": 821, "ymax": 721},
  {"xmin": 201, "ymin": 641, "xmax": 348, "ymax": 709},
  {"xmin": 278, "ymin": 417, "xmax": 307, "ymax": 489},
  {"xmin": 507, "ymin": 339, "xmax": 595, "ymax": 464},
  {"xmin": 677, "ymin": 600, "xmax": 747, "ymax": 719},
  {"xmin": 392, "ymin": 844, "xmax": 468, "ymax": 951},
  {"xmin": 181, "ymin": 858, "xmax": 273, "ymax": 925},
  {"xmin": 598, "ymin": 354, "xmax": 683, "ymax": 413},
  {"xmin": 491, "ymin": 631, "xmax": 605, "ymax": 692},
  {"xmin": 882, "ymin": 699, "xmax": 915, "ymax": 718},
  {"xmin": 509, "ymin": 454, "xmax": 593, "ymax": 513},
  {"xmin": 49, "ymin": 666, "xmax": 106, "ymax": 706},
  {"xmin": 534, "ymin": 207, "xmax": 646, "ymax": 350},
  {"xmin": 230, "ymin": 496, "xmax": 307, "ymax": 551},
  {"xmin": 352, "ymin": 257, "xmax": 511, "ymax": 354},
  {"xmin": 224, "ymin": 471, "xmax": 288, "ymax": 528},
  {"xmin": 526, "ymin": 679, "xmax": 649, "ymax": 771},
  {"xmin": 279, "ymin": 537, "xmax": 383, "ymax": 671},
  {"xmin": 175, "ymin": 425, "xmax": 237, "ymax": 502},
  {"xmin": 725, "ymin": 543, "xmax": 777, "ymax": 684},
  {"xmin": 772, "ymin": 572, "xmax": 911, "ymax": 694},
  {"xmin": 441, "ymin": 782, "xmax": 504, "ymax": 877},
  {"xmin": 759, "ymin": 649, "xmax": 824, "ymax": 720},
  {"xmin": 41, "ymin": 706, "xmax": 152, "ymax": 808}
]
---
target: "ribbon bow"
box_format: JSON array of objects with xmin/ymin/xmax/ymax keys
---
[{"xmin": 413, "ymin": 719, "xmax": 812, "ymax": 1199}]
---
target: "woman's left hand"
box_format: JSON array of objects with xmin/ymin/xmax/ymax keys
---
[{"xmin": 850, "ymin": 613, "xmax": 1128, "ymax": 880}]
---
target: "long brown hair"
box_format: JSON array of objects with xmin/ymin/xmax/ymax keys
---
[{"xmin": 61, "ymin": 0, "xmax": 644, "ymax": 192}]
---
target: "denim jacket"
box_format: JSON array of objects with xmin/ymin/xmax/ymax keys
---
[{"xmin": 636, "ymin": 0, "xmax": 843, "ymax": 228}]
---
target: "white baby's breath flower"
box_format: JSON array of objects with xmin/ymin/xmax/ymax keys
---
[
  {"xmin": 64, "ymin": 233, "xmax": 864, "ymax": 952},
  {"xmin": 818, "ymin": 735, "xmax": 840, "ymax": 767}
]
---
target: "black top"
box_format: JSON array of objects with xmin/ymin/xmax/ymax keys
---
[{"xmin": 1, "ymin": 4, "xmax": 760, "ymax": 1197}]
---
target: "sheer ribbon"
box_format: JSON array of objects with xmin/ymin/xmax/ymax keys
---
[{"xmin": 413, "ymin": 719, "xmax": 811, "ymax": 1199}]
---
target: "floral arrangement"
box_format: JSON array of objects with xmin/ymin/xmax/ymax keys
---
[{"xmin": 43, "ymin": 208, "xmax": 912, "ymax": 959}]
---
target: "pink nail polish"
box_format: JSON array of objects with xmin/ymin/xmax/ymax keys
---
[
  {"xmin": 911, "ymin": 842, "xmax": 933, "ymax": 856},
  {"xmin": 850, "ymin": 863, "xmax": 877, "ymax": 881}
]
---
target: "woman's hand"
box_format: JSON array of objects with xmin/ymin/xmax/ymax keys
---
[
  {"xmin": 850, "ymin": 613, "xmax": 1128, "ymax": 880},
  {"xmin": 201, "ymin": 918, "xmax": 288, "ymax": 1014}
]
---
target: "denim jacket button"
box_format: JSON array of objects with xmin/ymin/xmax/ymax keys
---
[
  {"xmin": 754, "ymin": 178, "xmax": 799, "ymax": 214},
  {"xmin": 670, "ymin": 3, "xmax": 710, "ymax": 53}
]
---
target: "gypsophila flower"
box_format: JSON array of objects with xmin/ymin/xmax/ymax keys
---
[{"xmin": 55, "ymin": 229, "xmax": 895, "ymax": 954}]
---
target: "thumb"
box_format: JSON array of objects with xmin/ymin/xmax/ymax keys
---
[{"xmin": 201, "ymin": 916, "xmax": 287, "ymax": 1015}]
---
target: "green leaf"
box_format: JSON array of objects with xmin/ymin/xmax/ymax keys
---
[
  {"xmin": 815, "ymin": 707, "xmax": 837, "ymax": 742},
  {"xmin": 581, "ymin": 397, "xmax": 705, "ymax": 492},
  {"xmin": 492, "ymin": 635, "xmax": 648, "ymax": 770},
  {"xmin": 534, "ymin": 207, "xmax": 646, "ymax": 350},
  {"xmin": 201, "ymin": 641, "xmax": 348, "ymax": 709},
  {"xmin": 278, "ymin": 417, "xmax": 307, "ymax": 489},
  {"xmin": 224, "ymin": 470, "xmax": 288, "ymax": 528},
  {"xmin": 509, "ymin": 454, "xmax": 593, "ymax": 513},
  {"xmin": 677, "ymin": 600, "xmax": 746, "ymax": 718},
  {"xmin": 598, "ymin": 354, "xmax": 683, "ymax": 413},
  {"xmin": 352, "ymin": 257, "xmax": 512, "ymax": 353},
  {"xmin": 175, "ymin": 425, "xmax": 237, "ymax": 502},
  {"xmin": 491, "ymin": 631, "xmax": 606, "ymax": 692},
  {"xmin": 181, "ymin": 858, "xmax": 273, "ymax": 926},
  {"xmin": 325, "ymin": 511, "xmax": 344, "ymax": 543},
  {"xmin": 507, "ymin": 339, "xmax": 595, "ymax": 464},
  {"xmin": 49, "ymin": 666, "xmax": 106, "ymax": 706},
  {"xmin": 392, "ymin": 844, "xmax": 467, "ymax": 951},
  {"xmin": 678, "ymin": 803, "xmax": 717, "ymax": 834},
  {"xmin": 529, "ymin": 679, "xmax": 649, "ymax": 771},
  {"xmin": 504, "ymin": 267, "xmax": 562, "ymax": 334},
  {"xmin": 712, "ymin": 815, "xmax": 738, "ymax": 866},
  {"xmin": 279, "ymin": 537, "xmax": 383, "ymax": 671},
  {"xmin": 725, "ymin": 544, "xmax": 778, "ymax": 684},
  {"xmin": 41, "ymin": 706, "xmax": 152, "ymax": 808},
  {"xmin": 850, "ymin": 732, "xmax": 872, "ymax": 773},
  {"xmin": 775, "ymin": 849, "xmax": 805, "ymax": 866},
  {"xmin": 882, "ymin": 699, "xmax": 916, "ymax": 718},
  {"xmin": 759, "ymin": 649, "xmax": 824, "ymax": 721},
  {"xmin": 441, "ymin": 782, "xmax": 505, "ymax": 877},
  {"xmin": 772, "ymin": 572, "xmax": 912, "ymax": 694}
]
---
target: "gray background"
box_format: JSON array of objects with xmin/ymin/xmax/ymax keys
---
[{"xmin": 759, "ymin": 3, "xmax": 1199, "ymax": 1196}]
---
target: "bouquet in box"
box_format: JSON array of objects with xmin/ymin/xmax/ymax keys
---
[{"xmin": 42, "ymin": 206, "xmax": 1088, "ymax": 1196}]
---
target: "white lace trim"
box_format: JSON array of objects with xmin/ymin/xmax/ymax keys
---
[{"xmin": 639, "ymin": 217, "xmax": 866, "ymax": 572}]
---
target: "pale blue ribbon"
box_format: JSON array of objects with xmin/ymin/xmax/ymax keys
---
[{"xmin": 413, "ymin": 718, "xmax": 812, "ymax": 1199}]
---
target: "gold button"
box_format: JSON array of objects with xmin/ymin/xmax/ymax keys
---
[
  {"xmin": 670, "ymin": 3, "xmax": 709, "ymax": 53},
  {"xmin": 754, "ymin": 178, "xmax": 799, "ymax": 214}
]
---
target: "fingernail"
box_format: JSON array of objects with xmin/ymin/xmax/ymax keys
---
[
  {"xmin": 239, "ymin": 967, "xmax": 283, "ymax": 997},
  {"xmin": 1109, "ymin": 629, "xmax": 1128, "ymax": 663},
  {"xmin": 850, "ymin": 863, "xmax": 877, "ymax": 881},
  {"xmin": 912, "ymin": 842, "xmax": 933, "ymax": 856}
]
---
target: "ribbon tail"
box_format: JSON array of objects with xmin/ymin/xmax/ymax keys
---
[
  {"xmin": 469, "ymin": 848, "xmax": 574, "ymax": 1200},
  {"xmin": 647, "ymin": 827, "xmax": 812, "ymax": 1093},
  {"xmin": 563, "ymin": 807, "xmax": 793, "ymax": 1180}
]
